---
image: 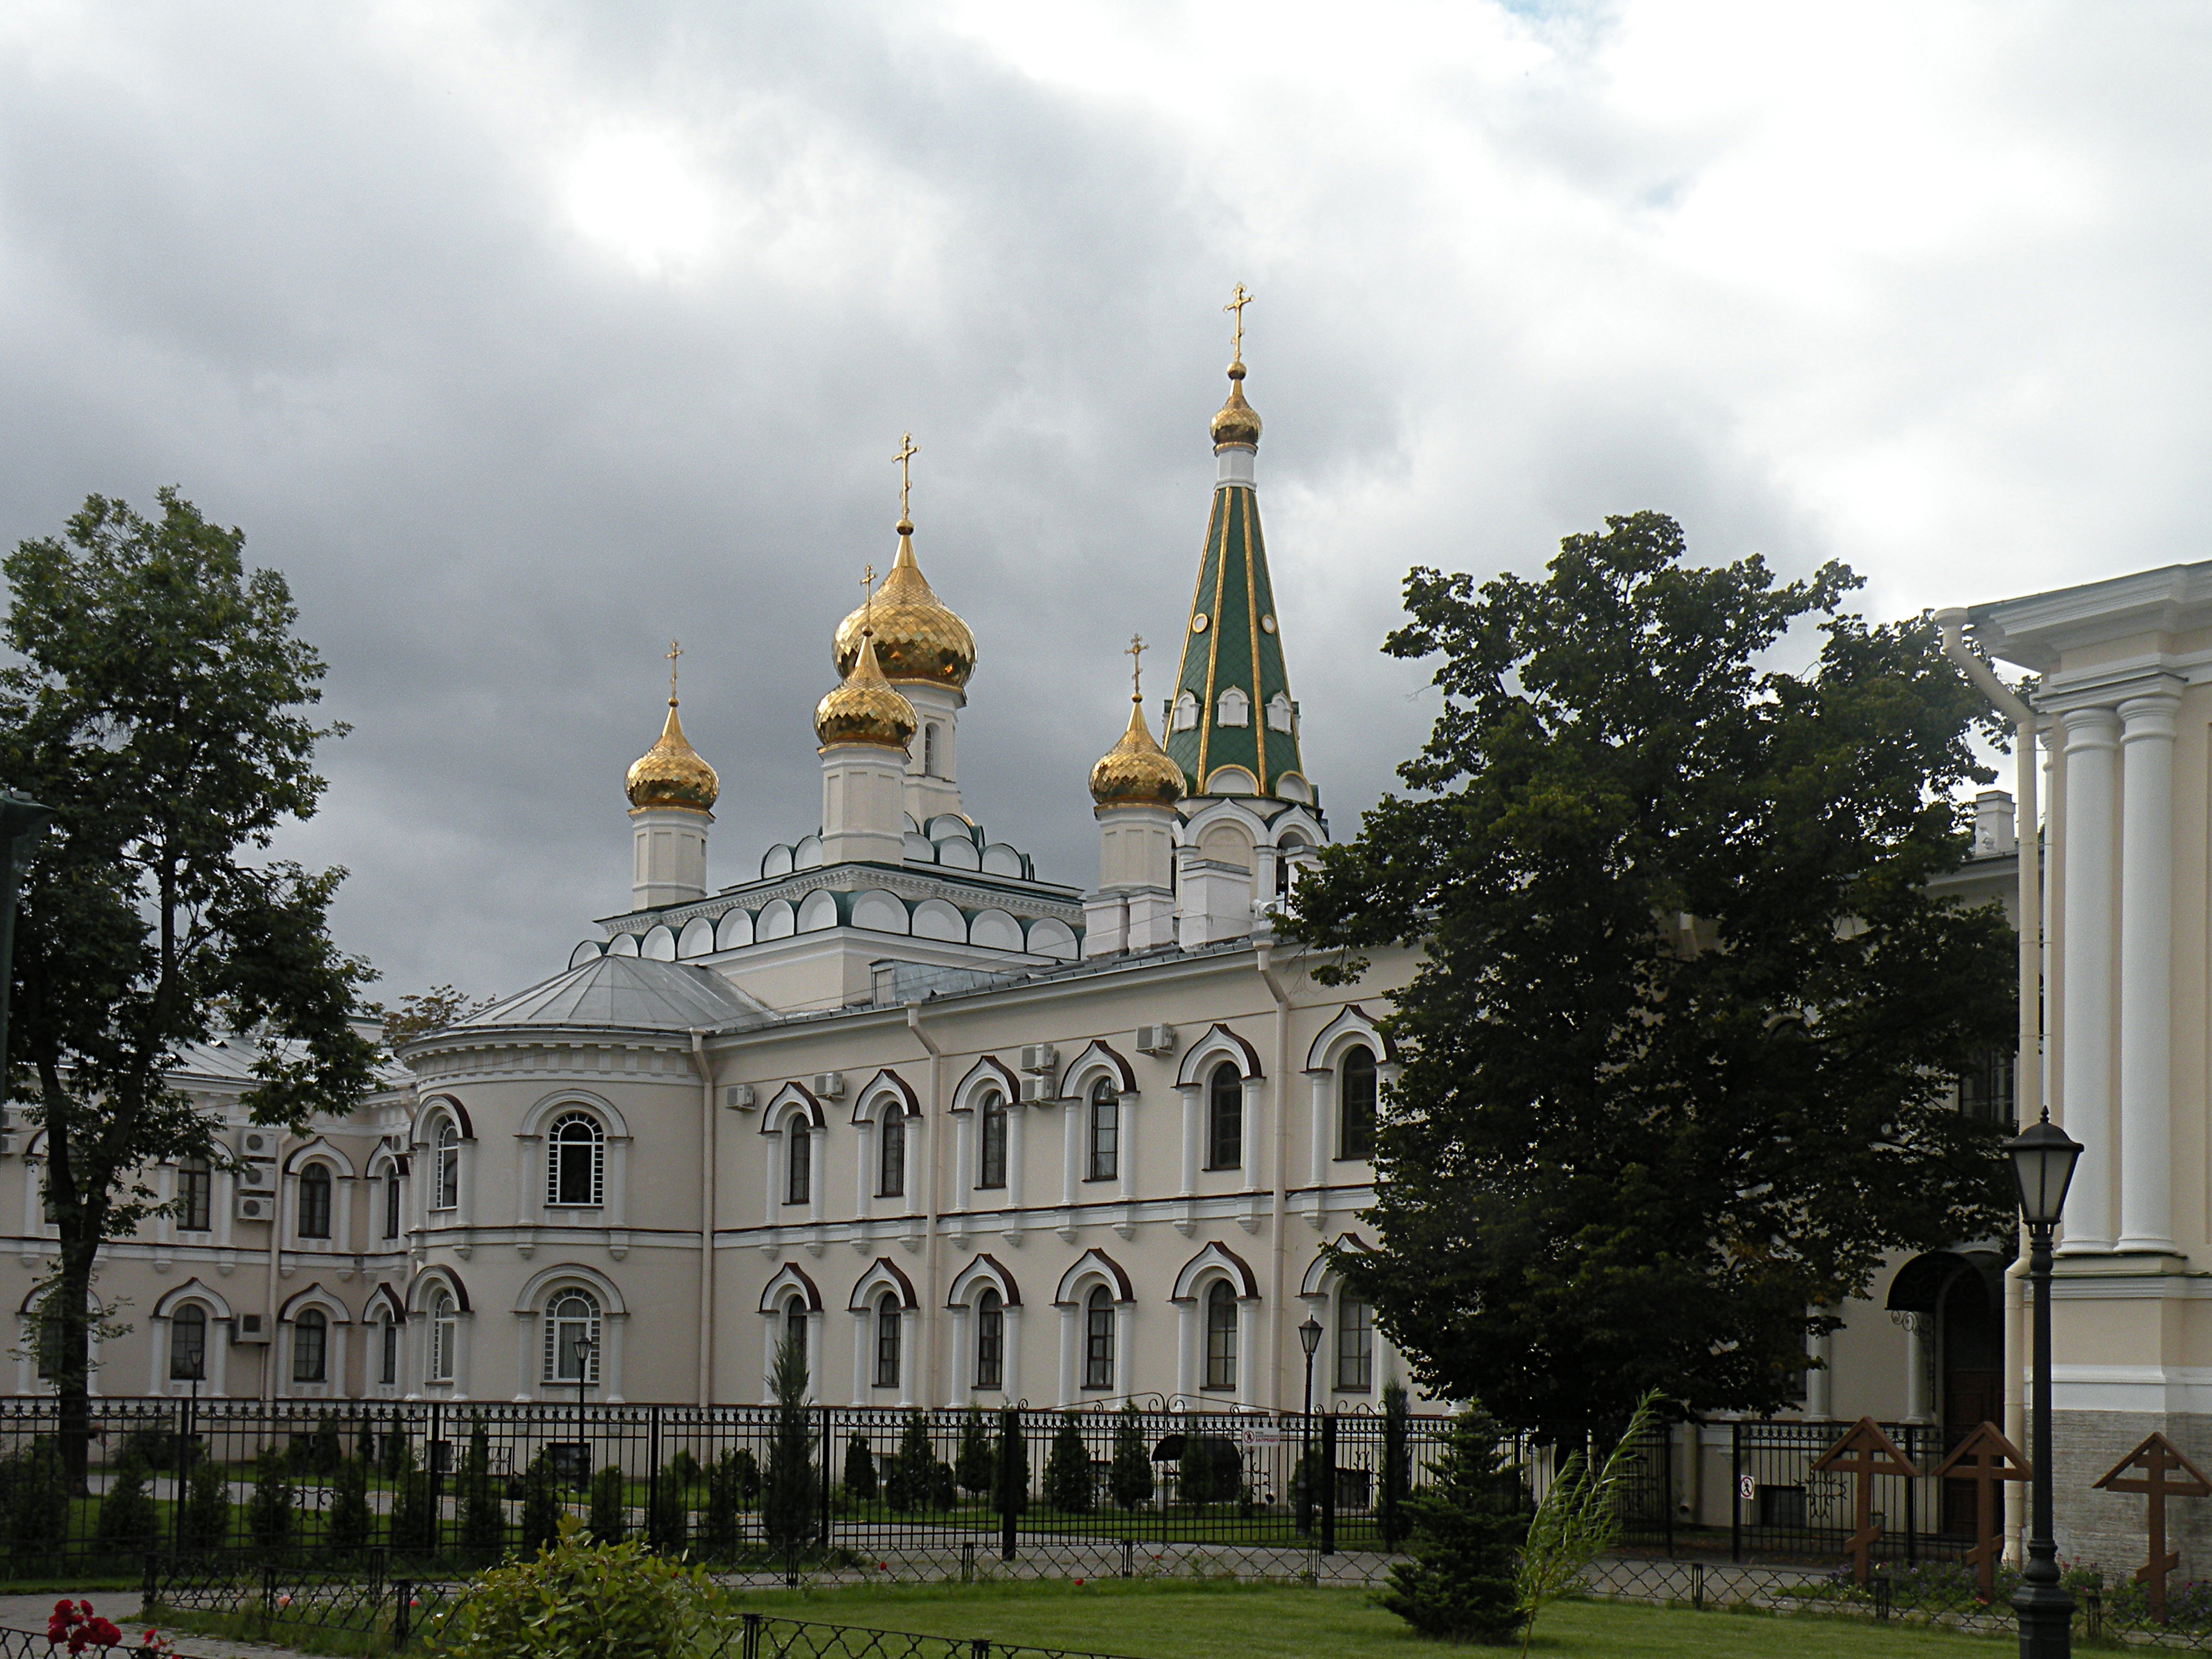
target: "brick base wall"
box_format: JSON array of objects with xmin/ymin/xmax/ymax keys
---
[{"xmin": 2051, "ymin": 1409, "xmax": 2212, "ymax": 1578}]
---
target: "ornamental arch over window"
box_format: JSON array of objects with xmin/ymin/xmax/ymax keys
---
[
  {"xmin": 1216, "ymin": 686, "xmax": 1250, "ymax": 728},
  {"xmin": 1204, "ymin": 1281, "xmax": 1238, "ymax": 1390},
  {"xmin": 297, "ymin": 1164, "xmax": 333, "ymax": 1239},
  {"xmin": 545, "ymin": 1289, "xmax": 601, "ymax": 1384}
]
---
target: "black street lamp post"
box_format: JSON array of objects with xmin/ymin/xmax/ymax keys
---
[
  {"xmin": 1299, "ymin": 1315, "xmax": 1322, "ymax": 1534},
  {"xmin": 0, "ymin": 789, "xmax": 56, "ymax": 1084},
  {"xmin": 2006, "ymin": 1113, "xmax": 2083, "ymax": 1659}
]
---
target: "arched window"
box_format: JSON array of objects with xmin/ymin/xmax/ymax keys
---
[
  {"xmin": 546, "ymin": 1113, "xmax": 605, "ymax": 1208},
  {"xmin": 292, "ymin": 1308, "xmax": 328, "ymax": 1383},
  {"xmin": 1206, "ymin": 1063, "xmax": 1243, "ymax": 1171},
  {"xmin": 1336, "ymin": 1293, "xmax": 1373, "ymax": 1392},
  {"xmin": 545, "ymin": 1290, "xmax": 600, "ymax": 1384},
  {"xmin": 783, "ymin": 1298, "xmax": 808, "ymax": 1368},
  {"xmin": 297, "ymin": 1165, "xmax": 332, "ymax": 1239},
  {"xmin": 786, "ymin": 1122, "xmax": 812, "ymax": 1205},
  {"xmin": 1276, "ymin": 836, "xmax": 1307, "ymax": 898},
  {"xmin": 1171, "ymin": 690, "xmax": 1199, "ymax": 732},
  {"xmin": 178, "ymin": 1159, "xmax": 212, "ymax": 1233},
  {"xmin": 924, "ymin": 723, "xmax": 940, "ymax": 777},
  {"xmin": 433, "ymin": 1124, "xmax": 460, "ymax": 1212},
  {"xmin": 1204, "ymin": 1280, "xmax": 1238, "ymax": 1390},
  {"xmin": 377, "ymin": 1316, "xmax": 398, "ymax": 1387},
  {"xmin": 1084, "ymin": 1285, "xmax": 1114, "ymax": 1390},
  {"xmin": 977, "ymin": 1091, "xmax": 1008, "ymax": 1190},
  {"xmin": 874, "ymin": 1292, "xmax": 902, "ymax": 1389},
  {"xmin": 879, "ymin": 1108, "xmax": 906, "ymax": 1199},
  {"xmin": 169, "ymin": 1304, "xmax": 208, "ymax": 1381},
  {"xmin": 1086, "ymin": 1079, "xmax": 1119, "ymax": 1183},
  {"xmin": 1217, "ymin": 685, "xmax": 1250, "ymax": 728},
  {"xmin": 428, "ymin": 1291, "xmax": 457, "ymax": 1383},
  {"xmin": 975, "ymin": 1289, "xmax": 1004, "ymax": 1390},
  {"xmin": 1339, "ymin": 1048, "xmax": 1378, "ymax": 1161},
  {"xmin": 383, "ymin": 1168, "xmax": 402, "ymax": 1239}
]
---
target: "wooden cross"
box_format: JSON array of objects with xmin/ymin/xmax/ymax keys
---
[
  {"xmin": 1224, "ymin": 283, "xmax": 1253, "ymax": 362},
  {"xmin": 1127, "ymin": 633, "xmax": 1147, "ymax": 700},
  {"xmin": 2096, "ymin": 1432, "xmax": 2212, "ymax": 1622},
  {"xmin": 1931, "ymin": 1421, "xmax": 2031, "ymax": 1600},
  {"xmin": 1811, "ymin": 1417, "xmax": 1917, "ymax": 1586},
  {"xmin": 893, "ymin": 433, "xmax": 919, "ymax": 521},
  {"xmin": 665, "ymin": 639, "xmax": 682, "ymax": 703}
]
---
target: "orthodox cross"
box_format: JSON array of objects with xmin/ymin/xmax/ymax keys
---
[
  {"xmin": 1931, "ymin": 1422, "xmax": 2031, "ymax": 1599},
  {"xmin": 1224, "ymin": 283, "xmax": 1253, "ymax": 362},
  {"xmin": 859, "ymin": 563, "xmax": 877, "ymax": 641},
  {"xmin": 666, "ymin": 640, "xmax": 682, "ymax": 703},
  {"xmin": 1810, "ymin": 1418, "xmax": 1917, "ymax": 1586},
  {"xmin": 1127, "ymin": 633, "xmax": 1147, "ymax": 700},
  {"xmin": 893, "ymin": 433, "xmax": 919, "ymax": 522},
  {"xmin": 2096, "ymin": 1432, "xmax": 2212, "ymax": 1622}
]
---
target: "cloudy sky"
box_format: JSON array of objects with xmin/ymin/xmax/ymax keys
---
[{"xmin": 0, "ymin": 1, "xmax": 2201, "ymax": 1002}]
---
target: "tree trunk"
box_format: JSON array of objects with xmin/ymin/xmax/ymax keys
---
[{"xmin": 51, "ymin": 1224, "xmax": 99, "ymax": 1495}]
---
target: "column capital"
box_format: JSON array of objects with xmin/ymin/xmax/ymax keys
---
[
  {"xmin": 2118, "ymin": 689, "xmax": 2184, "ymax": 740},
  {"xmin": 2059, "ymin": 705, "xmax": 2121, "ymax": 748}
]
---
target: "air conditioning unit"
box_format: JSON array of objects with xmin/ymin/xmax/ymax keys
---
[
  {"xmin": 1018, "ymin": 1076, "xmax": 1056, "ymax": 1105},
  {"xmin": 235, "ymin": 1192, "xmax": 274, "ymax": 1223},
  {"xmin": 233, "ymin": 1127, "xmax": 279, "ymax": 1162},
  {"xmin": 232, "ymin": 1313, "xmax": 269, "ymax": 1344},
  {"xmin": 722, "ymin": 1084, "xmax": 757, "ymax": 1111},
  {"xmin": 1019, "ymin": 1044, "xmax": 1058, "ymax": 1074},
  {"xmin": 0, "ymin": 1132, "xmax": 17, "ymax": 1158},
  {"xmin": 236, "ymin": 1162, "xmax": 276, "ymax": 1192},
  {"xmin": 811, "ymin": 1072, "xmax": 846, "ymax": 1100},
  {"xmin": 1135, "ymin": 1025, "xmax": 1178, "ymax": 1057}
]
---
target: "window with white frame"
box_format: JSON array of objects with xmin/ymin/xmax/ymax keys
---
[
  {"xmin": 975, "ymin": 1289, "xmax": 1004, "ymax": 1389},
  {"xmin": 427, "ymin": 1290, "xmax": 457, "ymax": 1383},
  {"xmin": 1338, "ymin": 1048, "xmax": 1378, "ymax": 1161},
  {"xmin": 1086, "ymin": 1079, "xmax": 1118, "ymax": 1182},
  {"xmin": 546, "ymin": 1113, "xmax": 605, "ymax": 1207},
  {"xmin": 545, "ymin": 1290, "xmax": 600, "ymax": 1384},
  {"xmin": 178, "ymin": 1160, "xmax": 212, "ymax": 1233},
  {"xmin": 1217, "ymin": 685, "xmax": 1250, "ymax": 728},
  {"xmin": 783, "ymin": 1299, "xmax": 808, "ymax": 1367},
  {"xmin": 378, "ymin": 1316, "xmax": 398, "ymax": 1386},
  {"xmin": 1335, "ymin": 1293, "xmax": 1373, "ymax": 1392},
  {"xmin": 432, "ymin": 1124, "xmax": 460, "ymax": 1212},
  {"xmin": 874, "ymin": 1293, "xmax": 902, "ymax": 1389},
  {"xmin": 169, "ymin": 1304, "xmax": 208, "ymax": 1381},
  {"xmin": 383, "ymin": 1169, "xmax": 402, "ymax": 1239},
  {"xmin": 1206, "ymin": 1063, "xmax": 1242, "ymax": 1170},
  {"xmin": 1084, "ymin": 1286, "xmax": 1114, "ymax": 1390},
  {"xmin": 786, "ymin": 1121, "xmax": 811, "ymax": 1205},
  {"xmin": 292, "ymin": 1308, "xmax": 328, "ymax": 1383},
  {"xmin": 1204, "ymin": 1280, "xmax": 1238, "ymax": 1390},
  {"xmin": 878, "ymin": 1107, "xmax": 906, "ymax": 1199},
  {"xmin": 297, "ymin": 1164, "xmax": 333, "ymax": 1239},
  {"xmin": 977, "ymin": 1091, "xmax": 1007, "ymax": 1189},
  {"xmin": 1171, "ymin": 689, "xmax": 1199, "ymax": 731}
]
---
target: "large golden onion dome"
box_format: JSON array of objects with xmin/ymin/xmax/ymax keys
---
[
  {"xmin": 833, "ymin": 523, "xmax": 976, "ymax": 689},
  {"xmin": 626, "ymin": 700, "xmax": 719, "ymax": 812},
  {"xmin": 1209, "ymin": 361, "xmax": 1262, "ymax": 450},
  {"xmin": 816, "ymin": 630, "xmax": 919, "ymax": 751},
  {"xmin": 1090, "ymin": 696, "xmax": 1185, "ymax": 808}
]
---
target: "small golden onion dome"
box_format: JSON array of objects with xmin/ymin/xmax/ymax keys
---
[
  {"xmin": 816, "ymin": 631, "xmax": 919, "ymax": 751},
  {"xmin": 626, "ymin": 700, "xmax": 719, "ymax": 812},
  {"xmin": 1090, "ymin": 697, "xmax": 1186, "ymax": 808},
  {"xmin": 1209, "ymin": 361, "xmax": 1262, "ymax": 450},
  {"xmin": 833, "ymin": 524, "xmax": 976, "ymax": 689}
]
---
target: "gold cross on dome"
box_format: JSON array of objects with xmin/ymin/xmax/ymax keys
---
[
  {"xmin": 665, "ymin": 640, "xmax": 682, "ymax": 702},
  {"xmin": 859, "ymin": 563, "xmax": 877, "ymax": 634},
  {"xmin": 1127, "ymin": 633, "xmax": 1147, "ymax": 699},
  {"xmin": 1224, "ymin": 284, "xmax": 1254, "ymax": 362},
  {"xmin": 893, "ymin": 433, "xmax": 919, "ymax": 521}
]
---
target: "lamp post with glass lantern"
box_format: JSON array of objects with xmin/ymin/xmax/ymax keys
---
[
  {"xmin": 1299, "ymin": 1316, "xmax": 1322, "ymax": 1534},
  {"xmin": 2006, "ymin": 1113, "xmax": 2083, "ymax": 1659}
]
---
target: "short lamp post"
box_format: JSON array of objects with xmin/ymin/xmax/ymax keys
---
[
  {"xmin": 1299, "ymin": 1315, "xmax": 1323, "ymax": 1534},
  {"xmin": 569, "ymin": 1332, "xmax": 597, "ymax": 1410},
  {"xmin": 179, "ymin": 1329, "xmax": 206, "ymax": 1405},
  {"xmin": 2006, "ymin": 1113, "xmax": 2083, "ymax": 1659}
]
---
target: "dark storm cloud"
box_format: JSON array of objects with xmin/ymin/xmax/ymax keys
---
[{"xmin": 1, "ymin": 2, "xmax": 2205, "ymax": 997}]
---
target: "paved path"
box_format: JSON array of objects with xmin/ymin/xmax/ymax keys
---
[{"xmin": 0, "ymin": 1592, "xmax": 298, "ymax": 1659}]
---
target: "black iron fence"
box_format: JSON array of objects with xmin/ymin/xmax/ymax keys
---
[{"xmin": 1723, "ymin": 1419, "xmax": 1968, "ymax": 1564}]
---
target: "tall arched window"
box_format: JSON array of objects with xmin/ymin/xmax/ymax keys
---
[
  {"xmin": 297, "ymin": 1165, "xmax": 333, "ymax": 1239},
  {"xmin": 178, "ymin": 1159, "xmax": 212, "ymax": 1233},
  {"xmin": 434, "ymin": 1124, "xmax": 460, "ymax": 1212},
  {"xmin": 874, "ymin": 1292, "xmax": 902, "ymax": 1389},
  {"xmin": 783, "ymin": 1298, "xmax": 809, "ymax": 1368},
  {"xmin": 378, "ymin": 1315, "xmax": 399, "ymax": 1386},
  {"xmin": 786, "ymin": 1122, "xmax": 812, "ymax": 1205},
  {"xmin": 1204, "ymin": 1280, "xmax": 1238, "ymax": 1390},
  {"xmin": 1206, "ymin": 1063, "xmax": 1243, "ymax": 1171},
  {"xmin": 924, "ymin": 723, "xmax": 940, "ymax": 777},
  {"xmin": 383, "ymin": 1168, "xmax": 402, "ymax": 1239},
  {"xmin": 547, "ymin": 1113, "xmax": 605, "ymax": 1207},
  {"xmin": 292, "ymin": 1308, "xmax": 328, "ymax": 1383},
  {"xmin": 1087, "ymin": 1079, "xmax": 1119, "ymax": 1182},
  {"xmin": 975, "ymin": 1289, "xmax": 1004, "ymax": 1390},
  {"xmin": 977, "ymin": 1091, "xmax": 1008, "ymax": 1189},
  {"xmin": 169, "ymin": 1304, "xmax": 207, "ymax": 1381},
  {"xmin": 879, "ymin": 1108, "xmax": 906, "ymax": 1199},
  {"xmin": 1084, "ymin": 1285, "xmax": 1114, "ymax": 1390},
  {"xmin": 1339, "ymin": 1048, "xmax": 1378, "ymax": 1161},
  {"xmin": 545, "ymin": 1290, "xmax": 600, "ymax": 1384},
  {"xmin": 428, "ymin": 1291, "xmax": 457, "ymax": 1383},
  {"xmin": 1335, "ymin": 1293, "xmax": 1373, "ymax": 1392}
]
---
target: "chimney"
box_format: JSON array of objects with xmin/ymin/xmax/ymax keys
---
[{"xmin": 1972, "ymin": 789, "xmax": 2017, "ymax": 858}]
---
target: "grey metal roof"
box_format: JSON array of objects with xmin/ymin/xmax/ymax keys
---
[{"xmin": 454, "ymin": 954, "xmax": 775, "ymax": 1034}]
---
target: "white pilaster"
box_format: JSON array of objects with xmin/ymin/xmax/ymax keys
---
[
  {"xmin": 2058, "ymin": 705, "xmax": 2119, "ymax": 1253},
  {"xmin": 820, "ymin": 743, "xmax": 908, "ymax": 866},
  {"xmin": 900, "ymin": 682, "xmax": 966, "ymax": 825},
  {"xmin": 2117, "ymin": 688, "xmax": 2180, "ymax": 1253},
  {"xmin": 629, "ymin": 806, "xmax": 710, "ymax": 910}
]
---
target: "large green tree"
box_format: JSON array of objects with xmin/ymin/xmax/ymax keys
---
[
  {"xmin": 1284, "ymin": 512, "xmax": 2016, "ymax": 1433},
  {"xmin": 0, "ymin": 489, "xmax": 377, "ymax": 1478}
]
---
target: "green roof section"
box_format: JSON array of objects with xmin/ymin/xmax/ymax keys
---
[{"xmin": 1164, "ymin": 463, "xmax": 1303, "ymax": 798}]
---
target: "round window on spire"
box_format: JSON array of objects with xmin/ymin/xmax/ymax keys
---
[
  {"xmin": 1261, "ymin": 615, "xmax": 1276, "ymax": 634},
  {"xmin": 1191, "ymin": 614, "xmax": 1209, "ymax": 634}
]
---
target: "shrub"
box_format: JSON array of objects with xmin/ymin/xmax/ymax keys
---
[
  {"xmin": 1379, "ymin": 1403, "xmax": 1527, "ymax": 1644},
  {"xmin": 518, "ymin": 1452, "xmax": 561, "ymax": 1559},
  {"xmin": 648, "ymin": 1465, "xmax": 686, "ymax": 1556},
  {"xmin": 728, "ymin": 1447, "xmax": 760, "ymax": 1505},
  {"xmin": 842, "ymin": 1432, "xmax": 877, "ymax": 1501},
  {"xmin": 326, "ymin": 1457, "xmax": 373, "ymax": 1557},
  {"xmin": 1042, "ymin": 1415, "xmax": 1094, "ymax": 1513},
  {"xmin": 95, "ymin": 1452, "xmax": 157, "ymax": 1555},
  {"xmin": 424, "ymin": 1518, "xmax": 723, "ymax": 1659},
  {"xmin": 388, "ymin": 1441, "xmax": 437, "ymax": 1557},
  {"xmin": 1109, "ymin": 1404, "xmax": 1153, "ymax": 1510},
  {"xmin": 885, "ymin": 1412, "xmax": 932, "ymax": 1512},
  {"xmin": 761, "ymin": 1337, "xmax": 816, "ymax": 1552},
  {"xmin": 700, "ymin": 1452, "xmax": 744, "ymax": 1561},
  {"xmin": 380, "ymin": 1413, "xmax": 408, "ymax": 1481},
  {"xmin": 990, "ymin": 1421, "xmax": 1029, "ymax": 1517},
  {"xmin": 1380, "ymin": 1380, "xmax": 1411, "ymax": 1548},
  {"xmin": 247, "ymin": 1444, "xmax": 295, "ymax": 1552},
  {"xmin": 669, "ymin": 1449, "xmax": 700, "ymax": 1487},
  {"xmin": 955, "ymin": 1409, "xmax": 993, "ymax": 1497},
  {"xmin": 178, "ymin": 1455, "xmax": 232, "ymax": 1552},
  {"xmin": 3, "ymin": 1439, "xmax": 68, "ymax": 1550},
  {"xmin": 461, "ymin": 1418, "xmax": 507, "ymax": 1558},
  {"xmin": 1176, "ymin": 1435, "xmax": 1242, "ymax": 1507},
  {"xmin": 588, "ymin": 1464, "xmax": 628, "ymax": 1543},
  {"xmin": 928, "ymin": 1458, "xmax": 957, "ymax": 1511}
]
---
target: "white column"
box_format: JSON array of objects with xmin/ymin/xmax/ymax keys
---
[
  {"xmin": 897, "ymin": 1313, "xmax": 914, "ymax": 1408},
  {"xmin": 1177, "ymin": 1085, "xmax": 1201, "ymax": 1194},
  {"xmin": 2117, "ymin": 689, "xmax": 2180, "ymax": 1253},
  {"xmin": 1307, "ymin": 1073, "xmax": 1330, "ymax": 1195},
  {"xmin": 948, "ymin": 1306, "xmax": 971, "ymax": 1406},
  {"xmin": 1114, "ymin": 1303, "xmax": 1135, "ymax": 1397},
  {"xmin": 1002, "ymin": 1304, "xmax": 1024, "ymax": 1403},
  {"xmin": 855, "ymin": 1122, "xmax": 875, "ymax": 1221},
  {"xmin": 1239, "ymin": 1078, "xmax": 1264, "ymax": 1185},
  {"xmin": 1056, "ymin": 1305, "xmax": 1078, "ymax": 1406},
  {"xmin": 1905, "ymin": 1316, "xmax": 1932, "ymax": 1424},
  {"xmin": 1005, "ymin": 1110, "xmax": 1026, "ymax": 1212},
  {"xmin": 760, "ymin": 1313, "xmax": 779, "ymax": 1406},
  {"xmin": 1236, "ymin": 1301, "xmax": 1257, "ymax": 1409},
  {"xmin": 1061, "ymin": 1105, "xmax": 1079, "ymax": 1206},
  {"xmin": 850, "ymin": 1312, "xmax": 870, "ymax": 1406},
  {"xmin": 2059, "ymin": 706, "xmax": 2119, "ymax": 1252},
  {"xmin": 1175, "ymin": 1301, "xmax": 1197, "ymax": 1401},
  {"xmin": 1117, "ymin": 1092, "xmax": 1139, "ymax": 1204},
  {"xmin": 1804, "ymin": 1315, "xmax": 1832, "ymax": 1419},
  {"xmin": 762, "ymin": 1132, "xmax": 780, "ymax": 1227}
]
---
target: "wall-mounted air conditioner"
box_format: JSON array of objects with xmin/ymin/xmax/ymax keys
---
[
  {"xmin": 234, "ymin": 1193, "xmax": 274, "ymax": 1224},
  {"xmin": 1017, "ymin": 1076, "xmax": 1056, "ymax": 1105},
  {"xmin": 232, "ymin": 1313, "xmax": 269, "ymax": 1344},
  {"xmin": 1018, "ymin": 1044, "xmax": 1058, "ymax": 1074},
  {"xmin": 723, "ymin": 1084, "xmax": 757, "ymax": 1111},
  {"xmin": 1134, "ymin": 1025, "xmax": 1178, "ymax": 1057},
  {"xmin": 236, "ymin": 1162, "xmax": 276, "ymax": 1193},
  {"xmin": 233, "ymin": 1127, "xmax": 279, "ymax": 1162},
  {"xmin": 811, "ymin": 1072, "xmax": 846, "ymax": 1099}
]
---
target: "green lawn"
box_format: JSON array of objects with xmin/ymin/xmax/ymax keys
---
[{"xmin": 731, "ymin": 1581, "xmax": 2015, "ymax": 1659}]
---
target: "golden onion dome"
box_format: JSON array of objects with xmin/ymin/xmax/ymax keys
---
[
  {"xmin": 833, "ymin": 523, "xmax": 976, "ymax": 689},
  {"xmin": 1090, "ymin": 696, "xmax": 1185, "ymax": 808},
  {"xmin": 1209, "ymin": 361, "xmax": 1262, "ymax": 450},
  {"xmin": 816, "ymin": 630, "xmax": 918, "ymax": 751},
  {"xmin": 626, "ymin": 700, "xmax": 719, "ymax": 812}
]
